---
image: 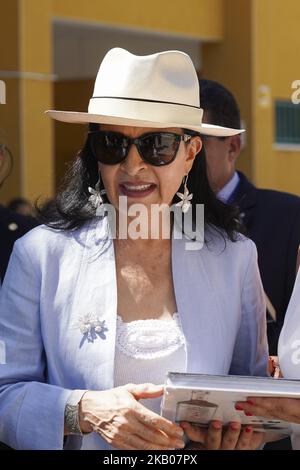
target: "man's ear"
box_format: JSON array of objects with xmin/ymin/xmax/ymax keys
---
[{"xmin": 228, "ymin": 135, "xmax": 241, "ymax": 162}]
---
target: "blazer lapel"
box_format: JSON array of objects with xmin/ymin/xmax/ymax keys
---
[
  {"xmin": 70, "ymin": 217, "xmax": 117, "ymax": 390},
  {"xmin": 172, "ymin": 227, "xmax": 228, "ymax": 374},
  {"xmin": 234, "ymin": 172, "xmax": 257, "ymax": 212}
]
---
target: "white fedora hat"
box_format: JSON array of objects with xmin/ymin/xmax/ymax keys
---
[{"xmin": 46, "ymin": 48, "xmax": 244, "ymax": 137}]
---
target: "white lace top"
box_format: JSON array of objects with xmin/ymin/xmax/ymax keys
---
[{"xmin": 114, "ymin": 313, "xmax": 187, "ymax": 414}]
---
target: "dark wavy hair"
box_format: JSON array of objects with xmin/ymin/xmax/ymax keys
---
[{"xmin": 37, "ymin": 124, "xmax": 243, "ymax": 242}]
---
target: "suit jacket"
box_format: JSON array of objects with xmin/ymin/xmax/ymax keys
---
[
  {"xmin": 0, "ymin": 205, "xmax": 38, "ymax": 283},
  {"xmin": 232, "ymin": 172, "xmax": 300, "ymax": 355},
  {"xmin": 0, "ymin": 217, "xmax": 268, "ymax": 449}
]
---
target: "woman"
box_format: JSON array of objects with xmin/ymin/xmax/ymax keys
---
[
  {"xmin": 0, "ymin": 48, "xmax": 268, "ymax": 450},
  {"xmin": 235, "ymin": 267, "xmax": 300, "ymax": 449}
]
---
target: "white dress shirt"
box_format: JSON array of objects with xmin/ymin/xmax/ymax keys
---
[{"xmin": 217, "ymin": 172, "xmax": 240, "ymax": 203}]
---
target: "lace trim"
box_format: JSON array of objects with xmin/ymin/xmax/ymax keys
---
[{"xmin": 115, "ymin": 313, "xmax": 185, "ymax": 359}]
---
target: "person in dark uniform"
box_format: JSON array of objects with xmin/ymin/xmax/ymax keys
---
[
  {"xmin": 199, "ymin": 79, "xmax": 300, "ymax": 450},
  {"xmin": 7, "ymin": 197, "xmax": 34, "ymax": 217},
  {"xmin": 0, "ymin": 204, "xmax": 38, "ymax": 284}
]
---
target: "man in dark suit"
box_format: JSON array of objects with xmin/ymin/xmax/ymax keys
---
[
  {"xmin": 200, "ymin": 78, "xmax": 300, "ymax": 356},
  {"xmin": 200, "ymin": 80, "xmax": 300, "ymax": 449},
  {"xmin": 231, "ymin": 172, "xmax": 300, "ymax": 355}
]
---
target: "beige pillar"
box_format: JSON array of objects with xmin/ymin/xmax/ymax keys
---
[{"xmin": 0, "ymin": 0, "xmax": 53, "ymax": 204}]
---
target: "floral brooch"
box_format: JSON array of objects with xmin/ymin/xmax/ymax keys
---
[{"xmin": 78, "ymin": 313, "xmax": 107, "ymax": 344}]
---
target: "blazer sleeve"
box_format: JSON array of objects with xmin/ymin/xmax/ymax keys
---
[
  {"xmin": 229, "ymin": 240, "xmax": 269, "ymax": 377},
  {"xmin": 286, "ymin": 206, "xmax": 300, "ymax": 294},
  {"xmin": 0, "ymin": 239, "xmax": 73, "ymax": 449}
]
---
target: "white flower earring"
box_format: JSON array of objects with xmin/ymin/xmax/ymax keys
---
[
  {"xmin": 88, "ymin": 176, "xmax": 106, "ymax": 216},
  {"xmin": 176, "ymin": 174, "xmax": 193, "ymax": 213}
]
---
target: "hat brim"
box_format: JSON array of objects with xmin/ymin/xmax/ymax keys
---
[{"xmin": 45, "ymin": 110, "xmax": 244, "ymax": 137}]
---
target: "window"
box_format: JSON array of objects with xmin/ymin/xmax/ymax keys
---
[{"xmin": 275, "ymin": 100, "xmax": 300, "ymax": 144}]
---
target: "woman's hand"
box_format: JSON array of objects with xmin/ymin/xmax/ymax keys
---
[
  {"xmin": 78, "ymin": 383, "xmax": 185, "ymax": 450},
  {"xmin": 235, "ymin": 397, "xmax": 300, "ymax": 425},
  {"xmin": 181, "ymin": 420, "xmax": 265, "ymax": 450}
]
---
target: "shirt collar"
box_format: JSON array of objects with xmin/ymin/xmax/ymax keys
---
[{"xmin": 217, "ymin": 171, "xmax": 240, "ymax": 203}]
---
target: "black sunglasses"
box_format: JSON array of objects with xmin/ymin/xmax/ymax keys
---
[{"xmin": 88, "ymin": 131, "xmax": 192, "ymax": 166}]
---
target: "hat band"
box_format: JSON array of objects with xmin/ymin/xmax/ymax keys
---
[
  {"xmin": 92, "ymin": 96, "xmax": 200, "ymax": 110},
  {"xmin": 88, "ymin": 97, "xmax": 203, "ymax": 128}
]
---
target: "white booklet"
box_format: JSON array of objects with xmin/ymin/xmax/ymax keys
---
[{"xmin": 161, "ymin": 372, "xmax": 300, "ymax": 435}]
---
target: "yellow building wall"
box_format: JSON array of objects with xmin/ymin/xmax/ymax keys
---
[
  {"xmin": 51, "ymin": 0, "xmax": 224, "ymax": 191},
  {"xmin": 0, "ymin": 0, "xmax": 19, "ymax": 70},
  {"xmin": 52, "ymin": 0, "xmax": 224, "ymax": 40},
  {"xmin": 202, "ymin": 0, "xmax": 252, "ymax": 179},
  {"xmin": 253, "ymin": 0, "xmax": 300, "ymax": 195},
  {"xmin": 0, "ymin": 78, "xmax": 21, "ymax": 205},
  {"xmin": 54, "ymin": 80, "xmax": 93, "ymax": 188},
  {"xmin": 2, "ymin": 0, "xmax": 298, "ymax": 203},
  {"xmin": 0, "ymin": 1, "xmax": 20, "ymax": 205},
  {"xmin": 1, "ymin": 0, "xmax": 223, "ymax": 204},
  {"xmin": 0, "ymin": 0, "xmax": 54, "ymax": 205},
  {"xmin": 202, "ymin": 0, "xmax": 300, "ymax": 196},
  {"xmin": 51, "ymin": 0, "xmax": 224, "ymax": 189},
  {"xmin": 19, "ymin": 0, "xmax": 54, "ymax": 203}
]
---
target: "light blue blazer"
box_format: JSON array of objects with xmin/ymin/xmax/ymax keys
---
[{"xmin": 0, "ymin": 217, "xmax": 268, "ymax": 449}]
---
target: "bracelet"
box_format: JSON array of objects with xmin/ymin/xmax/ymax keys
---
[
  {"xmin": 64, "ymin": 390, "xmax": 87, "ymax": 435},
  {"xmin": 65, "ymin": 402, "xmax": 82, "ymax": 435}
]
